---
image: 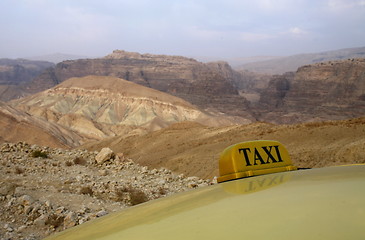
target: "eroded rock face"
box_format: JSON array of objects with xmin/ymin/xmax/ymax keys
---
[
  {"xmin": 0, "ymin": 101, "xmax": 82, "ymax": 148},
  {"xmin": 257, "ymin": 59, "xmax": 365, "ymax": 123},
  {"xmin": 12, "ymin": 75, "xmax": 251, "ymax": 141},
  {"xmin": 26, "ymin": 50, "xmax": 254, "ymax": 119}
]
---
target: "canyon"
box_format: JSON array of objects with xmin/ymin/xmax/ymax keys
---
[
  {"xmin": 2, "ymin": 49, "xmax": 365, "ymax": 125},
  {"xmin": 0, "ymin": 49, "xmax": 364, "ymax": 240}
]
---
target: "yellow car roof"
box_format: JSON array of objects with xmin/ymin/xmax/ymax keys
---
[{"xmin": 46, "ymin": 164, "xmax": 365, "ymax": 240}]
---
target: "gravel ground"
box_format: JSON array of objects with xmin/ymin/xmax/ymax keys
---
[{"xmin": 0, "ymin": 142, "xmax": 214, "ymax": 240}]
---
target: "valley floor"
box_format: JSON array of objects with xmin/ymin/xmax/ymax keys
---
[{"xmin": 1, "ymin": 117, "xmax": 364, "ymax": 239}]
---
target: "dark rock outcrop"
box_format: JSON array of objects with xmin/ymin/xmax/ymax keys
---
[
  {"xmin": 0, "ymin": 59, "xmax": 54, "ymax": 101},
  {"xmin": 0, "ymin": 59, "xmax": 54, "ymax": 85}
]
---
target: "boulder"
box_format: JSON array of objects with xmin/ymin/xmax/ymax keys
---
[{"xmin": 95, "ymin": 147, "xmax": 114, "ymax": 164}]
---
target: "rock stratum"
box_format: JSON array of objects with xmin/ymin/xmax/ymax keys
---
[
  {"xmin": 0, "ymin": 101, "xmax": 81, "ymax": 148},
  {"xmin": 11, "ymin": 75, "xmax": 250, "ymax": 142}
]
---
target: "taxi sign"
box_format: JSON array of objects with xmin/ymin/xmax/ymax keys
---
[{"xmin": 217, "ymin": 140, "xmax": 297, "ymax": 183}]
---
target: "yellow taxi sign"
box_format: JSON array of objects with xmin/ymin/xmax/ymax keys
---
[{"xmin": 217, "ymin": 140, "xmax": 297, "ymax": 183}]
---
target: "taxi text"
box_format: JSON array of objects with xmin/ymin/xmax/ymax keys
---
[{"xmin": 238, "ymin": 145, "xmax": 284, "ymax": 166}]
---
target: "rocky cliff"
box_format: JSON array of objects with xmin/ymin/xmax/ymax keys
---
[
  {"xmin": 25, "ymin": 50, "xmax": 254, "ymax": 119},
  {"xmin": 257, "ymin": 58, "xmax": 365, "ymax": 123}
]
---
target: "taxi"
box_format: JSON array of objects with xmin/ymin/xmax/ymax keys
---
[{"xmin": 45, "ymin": 140, "xmax": 365, "ymax": 239}]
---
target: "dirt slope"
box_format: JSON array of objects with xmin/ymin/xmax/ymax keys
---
[{"xmin": 81, "ymin": 118, "xmax": 365, "ymax": 179}]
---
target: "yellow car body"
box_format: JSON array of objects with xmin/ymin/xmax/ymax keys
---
[{"xmin": 45, "ymin": 141, "xmax": 365, "ymax": 240}]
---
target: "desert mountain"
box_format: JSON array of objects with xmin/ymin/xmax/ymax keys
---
[
  {"xmin": 0, "ymin": 101, "xmax": 81, "ymax": 148},
  {"xmin": 23, "ymin": 50, "xmax": 255, "ymax": 120},
  {"xmin": 81, "ymin": 117, "xmax": 365, "ymax": 179},
  {"xmin": 2, "ymin": 49, "xmax": 364, "ymax": 126},
  {"xmin": 0, "ymin": 59, "xmax": 54, "ymax": 101},
  {"xmin": 12, "ymin": 75, "xmax": 250, "ymax": 141},
  {"xmin": 238, "ymin": 46, "xmax": 365, "ymax": 74},
  {"xmin": 257, "ymin": 58, "xmax": 365, "ymax": 123}
]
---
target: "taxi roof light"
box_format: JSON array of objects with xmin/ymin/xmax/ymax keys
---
[{"xmin": 218, "ymin": 140, "xmax": 297, "ymax": 183}]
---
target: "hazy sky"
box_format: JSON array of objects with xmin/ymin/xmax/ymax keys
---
[{"xmin": 1, "ymin": 0, "xmax": 365, "ymax": 59}]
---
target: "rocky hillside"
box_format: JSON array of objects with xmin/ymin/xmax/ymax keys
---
[
  {"xmin": 0, "ymin": 101, "xmax": 81, "ymax": 148},
  {"xmin": 23, "ymin": 50, "xmax": 254, "ymax": 119},
  {"xmin": 0, "ymin": 59, "xmax": 54, "ymax": 101},
  {"xmin": 0, "ymin": 142, "xmax": 211, "ymax": 240},
  {"xmin": 11, "ymin": 75, "xmax": 250, "ymax": 142},
  {"xmin": 257, "ymin": 58, "xmax": 365, "ymax": 123},
  {"xmin": 238, "ymin": 46, "xmax": 365, "ymax": 74}
]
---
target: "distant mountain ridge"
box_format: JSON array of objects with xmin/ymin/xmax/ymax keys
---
[
  {"xmin": 1, "ymin": 48, "xmax": 364, "ymax": 127},
  {"xmin": 194, "ymin": 55, "xmax": 282, "ymax": 67},
  {"xmin": 27, "ymin": 53, "xmax": 89, "ymax": 64},
  {"xmin": 238, "ymin": 46, "xmax": 365, "ymax": 74}
]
